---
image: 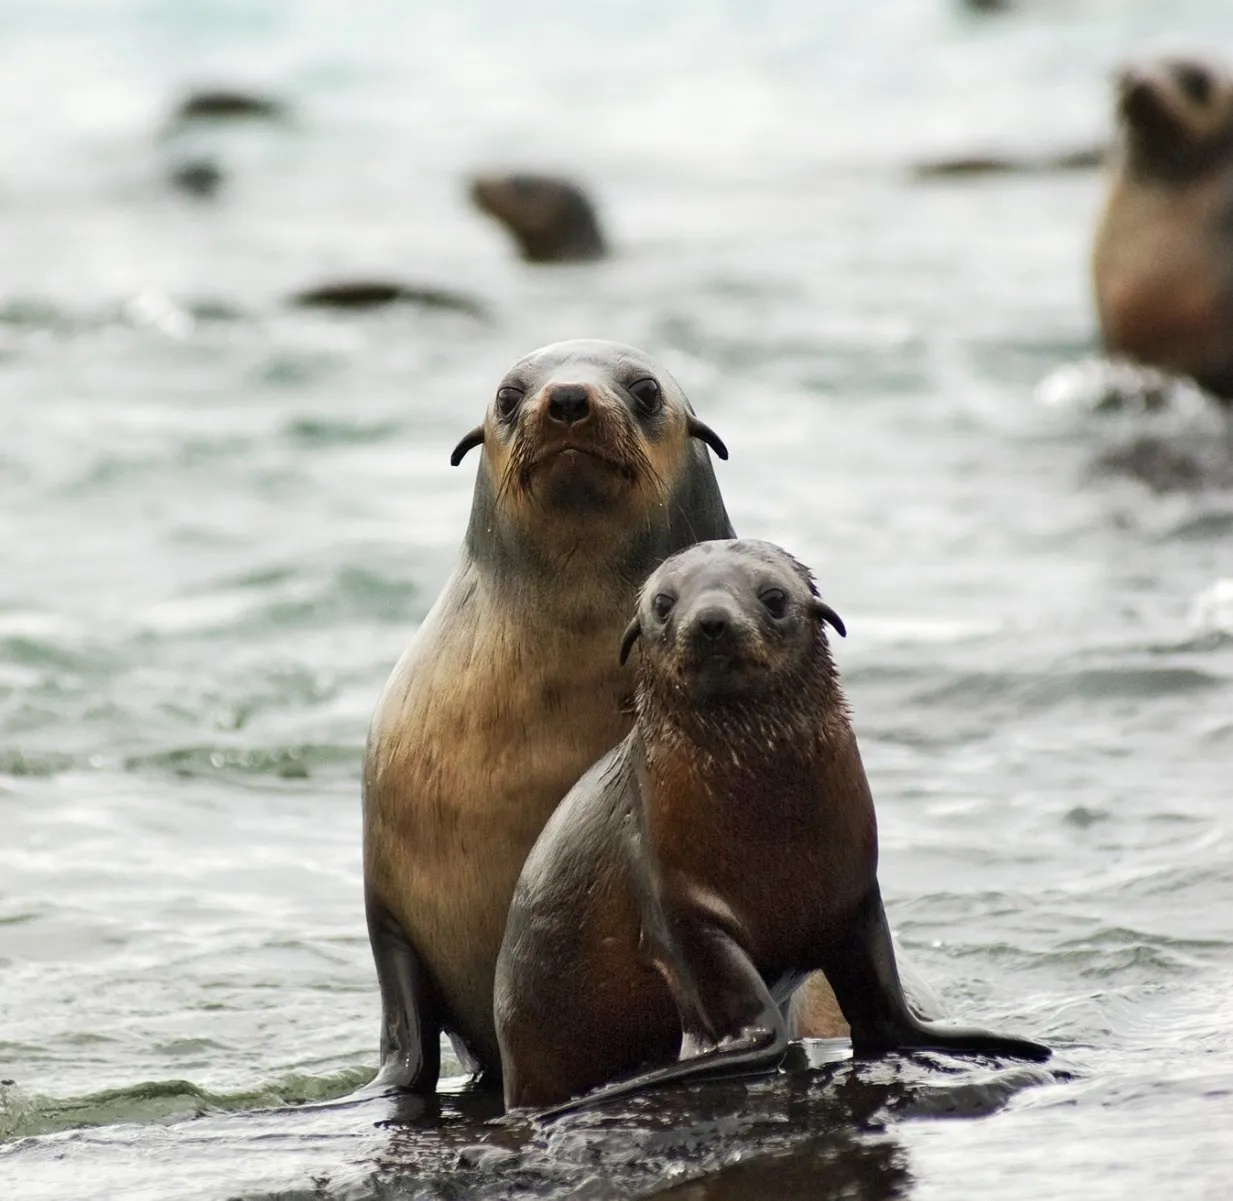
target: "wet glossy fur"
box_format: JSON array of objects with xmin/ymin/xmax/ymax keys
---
[{"xmin": 496, "ymin": 541, "xmax": 1049, "ymax": 1112}]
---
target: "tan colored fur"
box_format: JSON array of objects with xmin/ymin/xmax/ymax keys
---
[
  {"xmin": 364, "ymin": 563, "xmax": 634, "ymax": 1061},
  {"xmin": 363, "ymin": 352, "xmax": 708, "ymax": 1068},
  {"xmin": 1094, "ymin": 172, "xmax": 1233, "ymax": 374},
  {"xmin": 1093, "ymin": 57, "xmax": 1233, "ymax": 386}
]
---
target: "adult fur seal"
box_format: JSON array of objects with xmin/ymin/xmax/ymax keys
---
[
  {"xmin": 1093, "ymin": 54, "xmax": 1233, "ymax": 399},
  {"xmin": 495, "ymin": 540, "xmax": 1050, "ymax": 1112},
  {"xmin": 469, "ymin": 173, "xmax": 607, "ymax": 263},
  {"xmin": 362, "ymin": 339, "xmax": 733, "ymax": 1093}
]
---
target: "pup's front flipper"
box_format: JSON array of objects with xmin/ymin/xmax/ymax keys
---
[
  {"xmin": 822, "ymin": 886, "xmax": 1051, "ymax": 1063},
  {"xmin": 539, "ymin": 922, "xmax": 788, "ymax": 1121}
]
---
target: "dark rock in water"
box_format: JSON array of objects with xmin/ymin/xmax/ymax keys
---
[
  {"xmin": 469, "ymin": 172, "xmax": 607, "ymax": 263},
  {"xmin": 168, "ymin": 158, "xmax": 225, "ymax": 199},
  {"xmin": 644, "ymin": 1140, "xmax": 907, "ymax": 1200},
  {"xmin": 288, "ymin": 280, "xmax": 489, "ymax": 319},
  {"xmin": 173, "ymin": 89, "xmax": 287, "ymax": 123},
  {"xmin": 912, "ymin": 143, "xmax": 1106, "ymax": 179}
]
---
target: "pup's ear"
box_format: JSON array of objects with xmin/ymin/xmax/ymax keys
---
[
  {"xmin": 810, "ymin": 598, "xmax": 846, "ymax": 638},
  {"xmin": 619, "ymin": 618, "xmax": 643, "ymax": 666}
]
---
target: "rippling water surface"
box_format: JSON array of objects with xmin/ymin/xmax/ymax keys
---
[{"xmin": 2, "ymin": 1, "xmax": 1233, "ymax": 1198}]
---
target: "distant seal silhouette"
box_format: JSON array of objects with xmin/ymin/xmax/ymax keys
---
[
  {"xmin": 1093, "ymin": 54, "xmax": 1233, "ymax": 399},
  {"xmin": 468, "ymin": 173, "xmax": 607, "ymax": 263},
  {"xmin": 172, "ymin": 89, "xmax": 286, "ymax": 123},
  {"xmin": 495, "ymin": 540, "xmax": 1050, "ymax": 1112},
  {"xmin": 362, "ymin": 339, "xmax": 733, "ymax": 1093},
  {"xmin": 288, "ymin": 279, "xmax": 488, "ymax": 318}
]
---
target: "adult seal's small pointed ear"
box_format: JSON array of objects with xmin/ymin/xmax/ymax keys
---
[
  {"xmin": 363, "ymin": 339, "xmax": 735, "ymax": 1098},
  {"xmin": 619, "ymin": 618, "xmax": 642, "ymax": 666},
  {"xmin": 686, "ymin": 415, "xmax": 729, "ymax": 460},
  {"xmin": 450, "ymin": 426, "xmax": 485, "ymax": 466}
]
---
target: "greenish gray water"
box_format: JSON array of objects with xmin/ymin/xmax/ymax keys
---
[{"xmin": 2, "ymin": 1, "xmax": 1233, "ymax": 1197}]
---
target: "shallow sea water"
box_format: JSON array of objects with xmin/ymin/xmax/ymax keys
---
[{"xmin": 2, "ymin": 1, "xmax": 1233, "ymax": 1197}]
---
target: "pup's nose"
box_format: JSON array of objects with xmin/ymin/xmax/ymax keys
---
[
  {"xmin": 694, "ymin": 608, "xmax": 729, "ymax": 642},
  {"xmin": 547, "ymin": 383, "xmax": 590, "ymax": 425}
]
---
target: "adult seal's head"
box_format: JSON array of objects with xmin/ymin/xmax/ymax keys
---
[
  {"xmin": 1094, "ymin": 54, "xmax": 1233, "ymax": 398},
  {"xmin": 450, "ymin": 339, "xmax": 728, "ymax": 581},
  {"xmin": 362, "ymin": 339, "xmax": 733, "ymax": 1099},
  {"xmin": 468, "ymin": 174, "xmax": 607, "ymax": 263}
]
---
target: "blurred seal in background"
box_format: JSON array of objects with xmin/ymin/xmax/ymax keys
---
[
  {"xmin": 469, "ymin": 173, "xmax": 607, "ymax": 262},
  {"xmin": 1093, "ymin": 55, "xmax": 1233, "ymax": 399}
]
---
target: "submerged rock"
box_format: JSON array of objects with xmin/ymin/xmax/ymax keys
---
[
  {"xmin": 172, "ymin": 89, "xmax": 287, "ymax": 123},
  {"xmin": 167, "ymin": 158, "xmax": 225, "ymax": 200},
  {"xmin": 287, "ymin": 280, "xmax": 489, "ymax": 319}
]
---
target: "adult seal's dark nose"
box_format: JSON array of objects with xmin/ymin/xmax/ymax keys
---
[{"xmin": 547, "ymin": 383, "xmax": 590, "ymax": 425}]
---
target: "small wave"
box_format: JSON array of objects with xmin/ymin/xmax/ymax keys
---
[
  {"xmin": 283, "ymin": 417, "xmax": 402, "ymax": 446},
  {"xmin": 0, "ymin": 749, "xmax": 78, "ymax": 778},
  {"xmin": 1036, "ymin": 357, "xmax": 1212, "ymax": 417},
  {"xmin": 124, "ymin": 742, "xmax": 359, "ymax": 781},
  {"xmin": 138, "ymin": 564, "xmax": 420, "ymax": 638},
  {"xmin": 914, "ymin": 663, "xmax": 1222, "ymax": 712},
  {"xmin": 1188, "ymin": 579, "xmax": 1233, "ymax": 638},
  {"xmin": 0, "ymin": 1067, "xmax": 374, "ymax": 1141},
  {"xmin": 1042, "ymin": 926, "xmax": 1228, "ymax": 980}
]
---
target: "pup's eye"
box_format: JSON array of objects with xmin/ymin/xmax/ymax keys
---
[
  {"xmin": 1176, "ymin": 63, "xmax": 1212, "ymax": 105},
  {"xmin": 495, "ymin": 386, "xmax": 524, "ymax": 419},
  {"xmin": 629, "ymin": 377, "xmax": 663, "ymax": 416},
  {"xmin": 760, "ymin": 589, "xmax": 787, "ymax": 618},
  {"xmin": 652, "ymin": 593, "xmax": 675, "ymax": 621}
]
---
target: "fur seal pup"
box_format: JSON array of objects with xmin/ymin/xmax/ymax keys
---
[
  {"xmin": 363, "ymin": 339, "xmax": 733, "ymax": 1094},
  {"xmin": 1093, "ymin": 54, "xmax": 1233, "ymax": 399},
  {"xmin": 495, "ymin": 540, "xmax": 1050, "ymax": 1112},
  {"xmin": 468, "ymin": 173, "xmax": 607, "ymax": 263}
]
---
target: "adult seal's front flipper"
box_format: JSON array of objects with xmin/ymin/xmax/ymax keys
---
[
  {"xmin": 361, "ymin": 895, "xmax": 445, "ymax": 1095},
  {"xmin": 823, "ymin": 887, "xmax": 1051, "ymax": 1064}
]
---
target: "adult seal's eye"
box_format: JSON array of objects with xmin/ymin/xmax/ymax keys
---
[
  {"xmin": 652, "ymin": 593, "xmax": 675, "ymax": 621},
  {"xmin": 495, "ymin": 386, "xmax": 524, "ymax": 419},
  {"xmin": 1176, "ymin": 64, "xmax": 1212, "ymax": 104},
  {"xmin": 629, "ymin": 377, "xmax": 663, "ymax": 416},
  {"xmin": 760, "ymin": 588, "xmax": 787, "ymax": 619},
  {"xmin": 1176, "ymin": 63, "xmax": 1212, "ymax": 104}
]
